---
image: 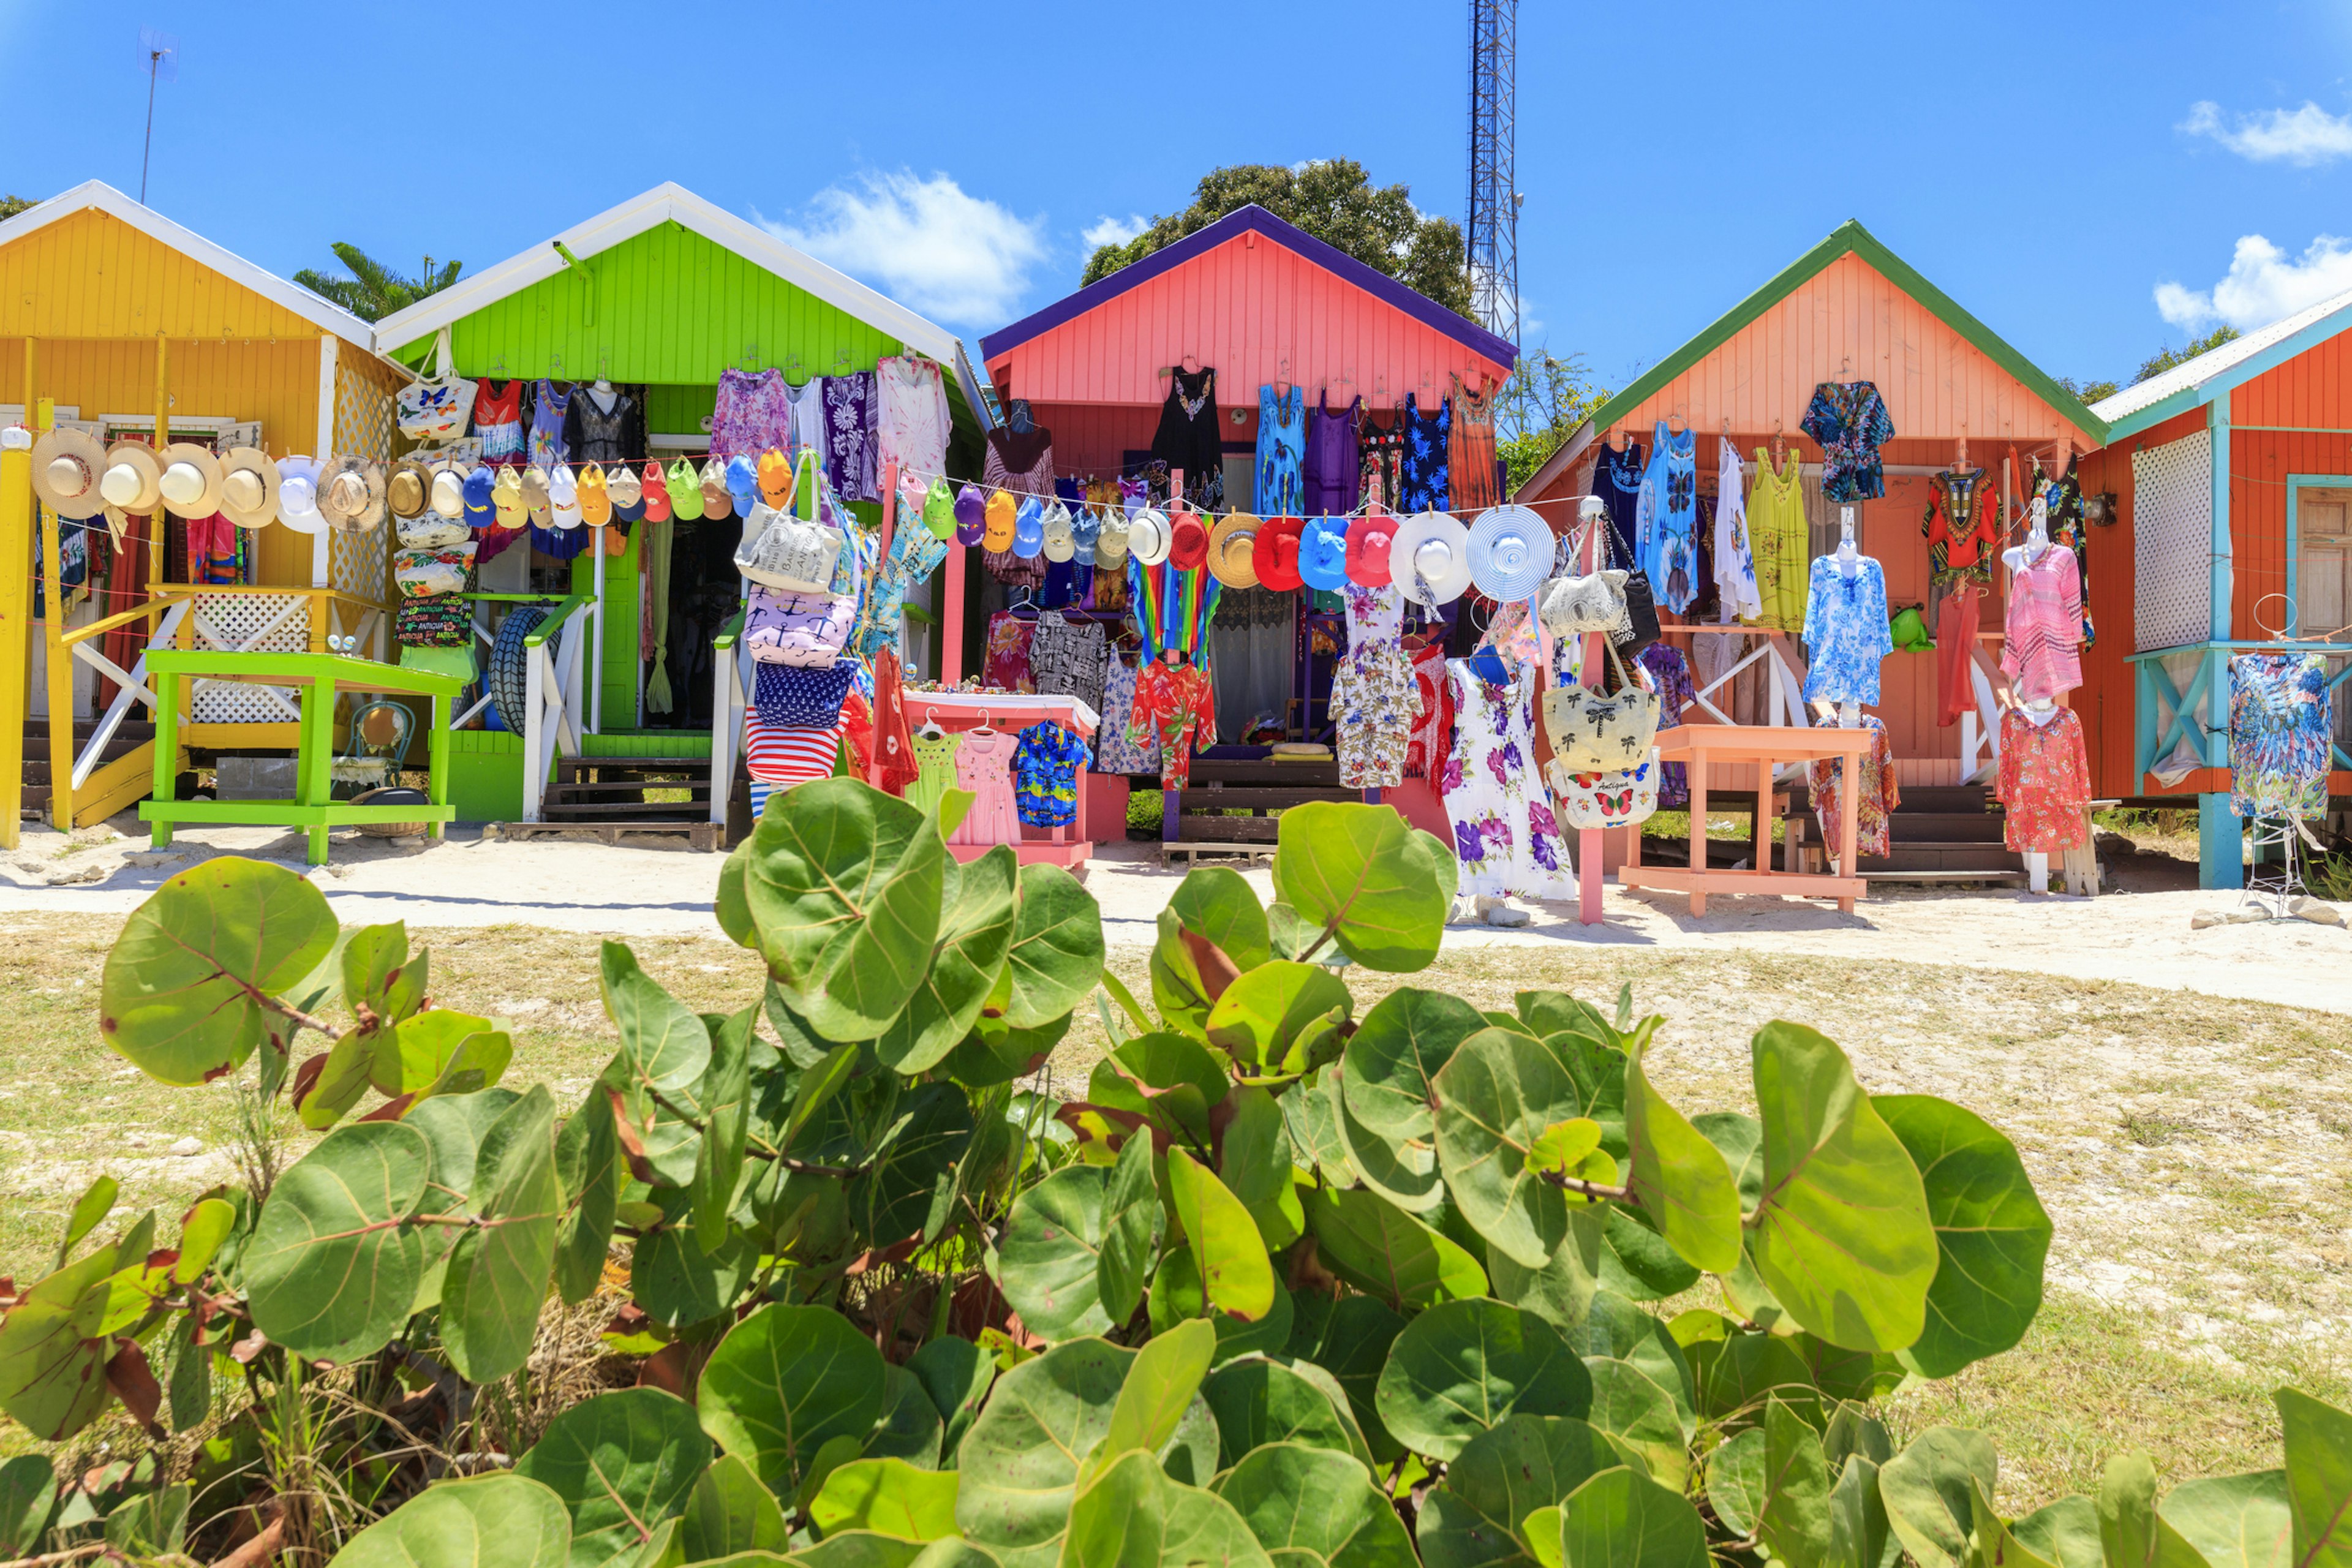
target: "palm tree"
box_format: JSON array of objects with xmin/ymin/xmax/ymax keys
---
[{"xmin": 294, "ymin": 243, "xmax": 461, "ymax": 322}]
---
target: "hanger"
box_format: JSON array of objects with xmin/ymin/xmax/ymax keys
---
[
  {"xmin": 739, "ymin": 342, "xmax": 762, "ymax": 371},
  {"xmin": 1468, "ymin": 644, "xmax": 1509, "ymax": 682},
  {"xmin": 971, "ymin": 708, "xmax": 995, "ymax": 737},
  {"xmin": 490, "ymin": 353, "xmax": 506, "ymax": 379},
  {"xmin": 919, "ymin": 707, "xmax": 944, "ymax": 740},
  {"xmin": 833, "ymin": 347, "xmax": 854, "ymax": 374},
  {"xmin": 1771, "ymin": 418, "xmax": 1787, "ymax": 470}
]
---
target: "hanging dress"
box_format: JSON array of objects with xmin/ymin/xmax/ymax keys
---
[
  {"xmin": 1303, "ymin": 392, "xmax": 1363, "ymax": 516},
  {"xmin": 1150, "ymin": 366, "xmax": 1224, "ymax": 510},
  {"xmin": 1447, "ymin": 374, "xmax": 1501, "ymax": 511},
  {"xmin": 1095, "ymin": 654, "xmax": 1163, "ymax": 777},
  {"xmin": 1331, "ymin": 581, "xmax": 1415, "ymax": 788},
  {"xmin": 529, "ymin": 379, "xmax": 571, "ymax": 471},
  {"xmin": 712, "ymin": 368, "xmax": 792, "ymax": 461},
  {"xmin": 1591, "ymin": 439, "xmax": 1646, "ymax": 568},
  {"xmin": 1400, "ymin": 394, "xmax": 1452, "ymax": 514},
  {"xmin": 822, "ymin": 370, "xmax": 878, "ymax": 502},
  {"xmin": 1997, "ymin": 708, "xmax": 2092, "ymax": 851},
  {"xmin": 1256, "ymin": 385, "xmax": 1306, "ymax": 515},
  {"xmin": 949, "ymin": 728, "xmax": 1022, "ymax": 846},
  {"xmin": 1746, "ymin": 447, "xmax": 1809, "ymax": 633},
  {"xmin": 2000, "ymin": 545, "xmax": 2083, "ymax": 703},
  {"xmin": 2229, "ymin": 652, "xmax": 2332, "ymax": 821},
  {"xmin": 907, "ymin": 730, "xmax": 963, "ymax": 818},
  {"xmin": 1636, "ymin": 421, "xmax": 1699, "ymax": 613},
  {"xmin": 2027, "ymin": 454, "xmax": 2097, "ymax": 649},
  {"xmin": 1359, "ymin": 407, "xmax": 1406, "ymax": 513},
  {"xmin": 781, "ymin": 377, "xmax": 827, "ymax": 458},
  {"xmin": 1801, "ymin": 556, "xmax": 1894, "ymax": 707},
  {"xmin": 472, "ymin": 379, "xmax": 527, "ymax": 467},
  {"xmin": 1439, "ymin": 659, "xmax": 1574, "ymax": 901}
]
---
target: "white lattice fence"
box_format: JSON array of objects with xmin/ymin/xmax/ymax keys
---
[
  {"xmin": 188, "ymin": 594, "xmax": 309, "ymax": 722},
  {"xmin": 2135, "ymin": 429, "xmax": 2212, "ymax": 652},
  {"xmin": 330, "ymin": 356, "xmax": 396, "ymax": 608}
]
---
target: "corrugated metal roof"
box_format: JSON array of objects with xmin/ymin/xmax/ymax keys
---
[{"xmin": 2091, "ymin": 285, "xmax": 2352, "ymax": 422}]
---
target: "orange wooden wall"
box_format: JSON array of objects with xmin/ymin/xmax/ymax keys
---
[{"xmin": 987, "ymin": 228, "xmax": 1510, "ymax": 412}]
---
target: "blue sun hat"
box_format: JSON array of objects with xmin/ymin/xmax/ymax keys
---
[
  {"xmin": 1012, "ymin": 494, "xmax": 1046, "ymax": 559},
  {"xmin": 1468, "ymin": 504, "xmax": 1551, "ymax": 601},
  {"xmin": 1298, "ymin": 515, "xmax": 1352, "ymax": 591}
]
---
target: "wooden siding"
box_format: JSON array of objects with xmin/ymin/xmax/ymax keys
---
[
  {"xmin": 1602, "ymin": 253, "xmax": 2098, "ymax": 451},
  {"xmin": 987, "ymin": 231, "xmax": 1510, "ymax": 409},
  {"xmin": 0, "ymin": 207, "xmax": 325, "ymax": 341},
  {"xmin": 2231, "ymin": 322, "xmax": 2352, "ymax": 428},
  {"xmin": 405, "ymin": 221, "xmax": 906, "ymax": 385}
]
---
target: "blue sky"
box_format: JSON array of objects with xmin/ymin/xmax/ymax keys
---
[{"xmin": 6, "ymin": 0, "xmax": 2351, "ymax": 399}]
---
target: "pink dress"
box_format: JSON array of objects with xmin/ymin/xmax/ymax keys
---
[
  {"xmin": 2002, "ymin": 547, "xmax": 2083, "ymax": 703},
  {"xmin": 950, "ymin": 728, "xmax": 1022, "ymax": 846}
]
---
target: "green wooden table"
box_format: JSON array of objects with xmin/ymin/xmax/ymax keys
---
[{"xmin": 143, "ymin": 650, "xmax": 466, "ymax": 865}]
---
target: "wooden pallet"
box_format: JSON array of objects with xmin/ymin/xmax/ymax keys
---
[
  {"xmin": 500, "ymin": 820, "xmax": 723, "ymax": 851},
  {"xmin": 1161, "ymin": 841, "xmax": 1278, "ymax": 864}
]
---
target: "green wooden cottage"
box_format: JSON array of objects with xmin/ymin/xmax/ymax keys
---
[{"xmin": 372, "ymin": 183, "xmax": 992, "ymax": 826}]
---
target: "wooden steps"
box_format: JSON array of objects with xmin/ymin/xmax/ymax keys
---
[
  {"xmin": 19, "ymin": 721, "xmax": 160, "ymax": 822},
  {"xmin": 518, "ymin": 754, "xmax": 725, "ymax": 850},
  {"xmin": 1789, "ymin": 782, "xmax": 2027, "ymax": 885}
]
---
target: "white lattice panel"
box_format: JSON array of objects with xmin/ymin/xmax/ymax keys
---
[
  {"xmin": 189, "ymin": 593, "xmax": 308, "ymax": 723},
  {"xmin": 2134, "ymin": 429, "xmax": 2212, "ymax": 652}
]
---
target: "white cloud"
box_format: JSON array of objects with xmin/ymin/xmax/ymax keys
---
[
  {"xmin": 762, "ymin": 170, "xmax": 1047, "ymax": 328},
  {"xmin": 1082, "ymin": 213, "xmax": 1148, "ymax": 249},
  {"xmin": 2181, "ymin": 99, "xmax": 2352, "ymax": 165},
  {"xmin": 2155, "ymin": 232, "xmax": 2352, "ymax": 330}
]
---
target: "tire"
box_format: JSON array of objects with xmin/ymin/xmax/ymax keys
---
[{"xmin": 488, "ymin": 605, "xmax": 551, "ymax": 736}]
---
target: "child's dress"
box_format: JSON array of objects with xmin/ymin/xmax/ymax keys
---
[{"xmin": 949, "ymin": 728, "xmax": 1021, "ymax": 846}]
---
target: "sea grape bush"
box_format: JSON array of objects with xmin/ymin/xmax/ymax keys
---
[{"xmin": 0, "ymin": 784, "xmax": 2343, "ymax": 1568}]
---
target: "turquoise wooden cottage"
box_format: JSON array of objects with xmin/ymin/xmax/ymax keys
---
[{"xmin": 372, "ymin": 183, "xmax": 992, "ymax": 826}]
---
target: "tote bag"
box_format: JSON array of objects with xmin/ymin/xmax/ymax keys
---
[
  {"xmin": 1539, "ymin": 635, "xmax": 1659, "ymax": 771},
  {"xmin": 752, "ymin": 660, "xmax": 856, "ymax": 728},
  {"xmin": 396, "ymin": 339, "xmax": 477, "ymax": 443},
  {"xmin": 1545, "ymin": 751, "xmax": 1662, "ymax": 831},
  {"xmin": 744, "ymin": 584, "xmax": 857, "ymax": 667}
]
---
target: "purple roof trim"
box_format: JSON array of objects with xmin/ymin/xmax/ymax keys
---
[{"xmin": 979, "ymin": 204, "xmax": 1517, "ymax": 369}]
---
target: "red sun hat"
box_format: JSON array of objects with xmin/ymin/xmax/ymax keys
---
[
  {"xmin": 1254, "ymin": 515, "xmax": 1306, "ymax": 591},
  {"xmin": 1168, "ymin": 510, "xmax": 1210, "ymax": 570},
  {"xmin": 1345, "ymin": 513, "xmax": 1398, "ymax": 586}
]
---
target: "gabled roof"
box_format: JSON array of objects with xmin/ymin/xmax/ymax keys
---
[
  {"xmin": 979, "ymin": 203, "xmax": 1516, "ymax": 368},
  {"xmin": 2092, "ymin": 285, "xmax": 2352, "ymax": 439},
  {"xmin": 372, "ymin": 183, "xmax": 986, "ymax": 417},
  {"xmin": 0, "ymin": 178, "xmax": 382, "ymax": 347}
]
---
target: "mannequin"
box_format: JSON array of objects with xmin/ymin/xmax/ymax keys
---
[{"xmin": 1827, "ymin": 506, "xmax": 1863, "ymax": 729}]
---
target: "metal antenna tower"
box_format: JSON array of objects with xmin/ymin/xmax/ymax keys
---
[{"xmin": 1466, "ymin": 0, "xmax": 1520, "ymax": 351}]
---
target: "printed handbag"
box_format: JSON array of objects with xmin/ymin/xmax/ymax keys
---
[
  {"xmin": 752, "ymin": 660, "xmax": 856, "ymax": 728},
  {"xmin": 744, "ymin": 583, "xmax": 856, "ymax": 667},
  {"xmin": 394, "ymin": 542, "xmax": 477, "ymax": 598},
  {"xmin": 1540, "ymin": 635, "xmax": 1660, "ymax": 771},
  {"xmin": 1545, "ymin": 750, "xmax": 1661, "ymax": 831},
  {"xmin": 1539, "ymin": 568, "xmax": 1629, "ymax": 639},
  {"xmin": 396, "ymin": 342, "xmax": 477, "ymax": 443},
  {"xmin": 734, "ymin": 500, "xmax": 844, "ymax": 592},
  {"xmin": 396, "ymin": 512, "xmax": 470, "ymax": 549}
]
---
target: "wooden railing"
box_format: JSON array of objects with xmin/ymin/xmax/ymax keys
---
[{"xmin": 709, "ymin": 609, "xmax": 748, "ymax": 829}]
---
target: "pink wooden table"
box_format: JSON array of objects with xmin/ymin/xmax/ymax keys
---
[{"xmin": 1618, "ymin": 724, "xmax": 1875, "ymax": 916}]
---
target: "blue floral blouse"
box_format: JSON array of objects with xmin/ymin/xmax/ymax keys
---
[{"xmin": 1800, "ymin": 556, "xmax": 1894, "ymax": 706}]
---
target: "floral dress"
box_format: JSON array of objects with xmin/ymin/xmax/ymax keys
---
[
  {"xmin": 1807, "ymin": 715, "xmax": 1901, "ymax": 861},
  {"xmin": 822, "ymin": 370, "xmax": 878, "ymax": 502},
  {"xmin": 1440, "ymin": 659, "xmax": 1575, "ymax": 900},
  {"xmin": 1400, "ymin": 394, "xmax": 1451, "ymax": 514},
  {"xmin": 1997, "ymin": 708, "xmax": 2092, "ymax": 851},
  {"xmin": 1095, "ymin": 654, "xmax": 1162, "ymax": 776},
  {"xmin": 1801, "ymin": 557, "xmax": 1894, "ymax": 707},
  {"xmin": 1331, "ymin": 582, "xmax": 1415, "ymax": 787},
  {"xmin": 2230, "ymin": 652, "xmax": 2332, "ymax": 821},
  {"xmin": 1800, "ymin": 381, "xmax": 1896, "ymax": 502},
  {"xmin": 1129, "ymin": 657, "xmax": 1215, "ymax": 788},
  {"xmin": 983, "ymin": 611, "xmax": 1036, "ymax": 693},
  {"xmin": 1404, "ymin": 641, "xmax": 1452, "ymax": 780},
  {"xmin": 1359, "ymin": 410, "xmax": 1406, "ymax": 513}
]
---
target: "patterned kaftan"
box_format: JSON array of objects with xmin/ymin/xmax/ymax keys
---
[{"xmin": 1439, "ymin": 660, "xmax": 1575, "ymax": 900}]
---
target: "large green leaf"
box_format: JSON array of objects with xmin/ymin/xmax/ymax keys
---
[
  {"xmin": 633, "ymin": 1216, "xmax": 755, "ymax": 1327},
  {"xmin": 1000, "ymin": 1165, "xmax": 1115, "ymax": 1341},
  {"xmin": 742, "ymin": 776, "xmax": 946, "ymax": 1039},
  {"xmin": 1212, "ymin": 1442, "xmax": 1418, "ymax": 1568},
  {"xmin": 1005, "ymin": 862, "xmax": 1106, "ymax": 1030},
  {"xmin": 955, "ymin": 1337, "xmax": 1135, "ymax": 1568},
  {"xmin": 1679, "ymin": 1323, "xmax": 1819, "ymax": 1432},
  {"xmin": 800, "ymin": 1532, "xmax": 932, "ymax": 1568},
  {"xmin": 1881, "ymin": 1427, "xmax": 1998, "ymax": 1568},
  {"xmin": 345, "ymin": 921, "xmax": 429, "ymax": 1095},
  {"xmin": 333, "ymin": 1472, "xmax": 572, "ymax": 1568},
  {"xmin": 1287, "ymin": 1292, "xmax": 1408, "ymax": 1462},
  {"xmin": 1207, "ymin": 962, "xmax": 1352, "ymax": 1077},
  {"xmin": 1746, "ymin": 1023, "xmax": 1937, "ymax": 1352},
  {"xmin": 1334, "ymin": 987, "xmax": 1479, "ymax": 1210},
  {"xmin": 1098, "ymin": 1129, "xmax": 1162, "ymax": 1327},
  {"xmin": 692, "ymin": 1006, "xmax": 758, "ymax": 1249},
  {"xmin": 1566, "ymin": 1295, "xmax": 1692, "ymax": 1442},
  {"xmin": 1758, "ymin": 1396, "xmax": 1835, "ymax": 1568},
  {"xmin": 698, "ymin": 1304, "xmax": 889, "ymax": 1497},
  {"xmin": 812, "ymin": 1458, "xmax": 961, "ymax": 1543},
  {"xmin": 2100, "ymin": 1454, "xmax": 2216, "ymax": 1568},
  {"xmin": 908, "ymin": 1336, "xmax": 998, "ymax": 1465},
  {"xmin": 2277, "ymin": 1392, "xmax": 2352, "ymax": 1568},
  {"xmin": 1375, "ymin": 1298, "xmax": 1593, "ymax": 1461},
  {"xmin": 1595, "ymin": 1202, "xmax": 1700, "ymax": 1303},
  {"xmin": 0, "ymin": 1245, "xmax": 117, "ymax": 1441},
  {"xmin": 1556, "ymin": 1465, "xmax": 1711, "ymax": 1568},
  {"xmin": 1417, "ymin": 1416, "xmax": 1629, "ymax": 1568},
  {"xmin": 1165, "ymin": 1148, "xmax": 1276, "ymax": 1322},
  {"xmin": 600, "ymin": 943, "xmax": 711, "ymax": 1098},
  {"xmin": 1150, "ymin": 869, "xmax": 1271, "ymax": 1039},
  {"xmin": 869, "ymin": 1363, "xmax": 946, "ymax": 1469},
  {"xmin": 0, "ymin": 1455, "xmax": 53, "ymax": 1556},
  {"xmin": 1061, "ymin": 1447, "xmax": 1166, "ymax": 1568},
  {"xmin": 514, "ymin": 1387, "xmax": 713, "ymax": 1568},
  {"xmin": 1270, "ymin": 802, "xmax": 1450, "ymax": 971},
  {"xmin": 680, "ymin": 1452, "xmax": 790, "ymax": 1562},
  {"xmin": 1581, "ymin": 1359, "xmax": 1685, "ymax": 1490},
  {"xmin": 2015, "ymin": 1497, "xmax": 2103, "ymax": 1568},
  {"xmin": 2160, "ymin": 1472, "xmax": 2291, "ymax": 1568},
  {"xmin": 1200, "ymin": 1354, "xmax": 1372, "ymax": 1473},
  {"xmin": 1875, "ymin": 1095, "xmax": 2051, "ymax": 1378},
  {"xmin": 1707, "ymin": 1429, "xmax": 1768, "ymax": 1537},
  {"xmin": 876, "ymin": 848, "xmax": 1019, "ymax": 1074},
  {"xmin": 1161, "ymin": 1476, "xmax": 1278, "ymax": 1568},
  {"xmin": 1838, "ymin": 1456, "xmax": 1899, "ymax": 1568},
  {"xmin": 1490, "ymin": 1210, "xmax": 1605, "ymax": 1337},
  {"xmin": 1621, "ymin": 1046, "xmax": 1741, "ymax": 1274},
  {"xmin": 100, "ymin": 856, "xmax": 337, "ymax": 1085},
  {"xmin": 1096, "ymin": 1317, "xmax": 1216, "ymax": 1476},
  {"xmin": 444, "ymin": 1086, "xmax": 565, "ymax": 1384},
  {"xmin": 1302, "ymin": 1185, "xmax": 1487, "ymax": 1311},
  {"xmin": 854, "ymin": 1082, "xmax": 974, "ymax": 1248},
  {"xmin": 245, "ymin": 1120, "xmax": 430, "ymax": 1362},
  {"xmin": 1433, "ymin": 1028, "xmax": 1583, "ymax": 1268},
  {"xmin": 1221, "ymin": 1084, "xmax": 1305, "ymax": 1250},
  {"xmin": 1288, "ymin": 1066, "xmax": 1360, "ymax": 1186},
  {"xmin": 1147, "ymin": 1251, "xmax": 1294, "ymax": 1368}
]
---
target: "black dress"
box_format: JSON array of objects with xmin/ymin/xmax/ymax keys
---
[{"xmin": 1149, "ymin": 366, "xmax": 1224, "ymax": 509}]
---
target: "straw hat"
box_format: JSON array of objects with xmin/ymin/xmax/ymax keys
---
[
  {"xmin": 1093, "ymin": 507, "xmax": 1131, "ymax": 565},
  {"xmin": 1298, "ymin": 516, "xmax": 1351, "ymax": 591},
  {"xmin": 31, "ymin": 428, "xmax": 108, "ymax": 519},
  {"xmin": 1167, "ymin": 510, "xmax": 1209, "ymax": 571},
  {"xmin": 219, "ymin": 448, "xmax": 282, "ymax": 530},
  {"xmin": 1126, "ymin": 507, "xmax": 1172, "ymax": 566},
  {"xmin": 1207, "ymin": 513, "xmax": 1262, "ymax": 589},
  {"xmin": 1345, "ymin": 512, "xmax": 1397, "ymax": 587},
  {"xmin": 316, "ymin": 454, "xmax": 386, "ymax": 533},
  {"xmin": 386, "ymin": 458, "xmax": 431, "ymax": 521},
  {"xmin": 1468, "ymin": 505, "xmax": 1550, "ymax": 601},
  {"xmin": 99, "ymin": 440, "xmax": 163, "ymax": 513},
  {"xmin": 157, "ymin": 443, "xmax": 227, "ymax": 519},
  {"xmin": 1387, "ymin": 510, "xmax": 1472, "ymax": 606},
  {"xmin": 1041, "ymin": 501, "xmax": 1077, "ymax": 562},
  {"xmin": 1253, "ymin": 516, "xmax": 1305, "ymax": 592},
  {"xmin": 276, "ymin": 456, "xmax": 325, "ymax": 534}
]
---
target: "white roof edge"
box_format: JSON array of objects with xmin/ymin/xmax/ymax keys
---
[
  {"xmin": 2091, "ymin": 284, "xmax": 2352, "ymax": 424},
  {"xmin": 374, "ymin": 183, "xmax": 975, "ymax": 377},
  {"xmin": 0, "ymin": 179, "xmax": 390, "ymax": 353}
]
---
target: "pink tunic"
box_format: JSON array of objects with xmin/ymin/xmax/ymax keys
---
[
  {"xmin": 949, "ymin": 728, "xmax": 1022, "ymax": 846},
  {"xmin": 2001, "ymin": 547, "xmax": 2083, "ymax": 702}
]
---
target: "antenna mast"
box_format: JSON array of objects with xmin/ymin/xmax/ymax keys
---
[
  {"xmin": 136, "ymin": 28, "xmax": 178, "ymax": 204},
  {"xmin": 1466, "ymin": 0, "xmax": 1520, "ymax": 351}
]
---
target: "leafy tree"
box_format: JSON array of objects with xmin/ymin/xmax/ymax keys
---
[
  {"xmin": 0, "ymin": 194, "xmax": 35, "ymax": 220},
  {"xmin": 2055, "ymin": 374, "xmax": 2120, "ymax": 404},
  {"xmin": 1082, "ymin": 160, "xmax": 1472, "ymax": 319},
  {"xmin": 293, "ymin": 242, "xmax": 461, "ymax": 322},
  {"xmin": 1496, "ymin": 349, "xmax": 1611, "ymax": 494},
  {"xmin": 2134, "ymin": 323, "xmax": 2241, "ymax": 384}
]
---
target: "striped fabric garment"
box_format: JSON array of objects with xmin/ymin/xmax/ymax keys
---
[
  {"xmin": 745, "ymin": 712, "xmax": 842, "ymax": 784},
  {"xmin": 2000, "ymin": 546, "xmax": 2084, "ymax": 703}
]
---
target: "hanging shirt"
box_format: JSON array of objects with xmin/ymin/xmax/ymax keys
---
[
  {"xmin": 1128, "ymin": 657, "xmax": 1216, "ymax": 788},
  {"xmin": 876, "ymin": 356, "xmax": 951, "ymax": 483},
  {"xmin": 1713, "ymin": 437, "xmax": 1761, "ymax": 620},
  {"xmin": 562, "ymin": 386, "xmax": 635, "ymax": 465},
  {"xmin": 1637, "ymin": 643, "xmax": 1700, "ymax": 809},
  {"xmin": 2228, "ymin": 652, "xmax": 2332, "ymax": 821},
  {"xmin": 1998, "ymin": 708, "xmax": 2093, "ymax": 852},
  {"xmin": 1800, "ymin": 556, "xmax": 1894, "ymax": 706},
  {"xmin": 1800, "ymin": 381, "xmax": 1895, "ymax": 502},
  {"xmin": 1095, "ymin": 655, "xmax": 1162, "ymax": 777},
  {"xmin": 711, "ymin": 368, "xmax": 793, "ymax": 461},
  {"xmin": 472, "ymin": 379, "xmax": 527, "ymax": 466},
  {"xmin": 1012, "ymin": 722, "xmax": 1092, "ymax": 827},
  {"xmin": 1923, "ymin": 468, "xmax": 1999, "ymax": 588},
  {"xmin": 782, "ymin": 377, "xmax": 827, "ymax": 458},
  {"xmin": 1806, "ymin": 715, "xmax": 1901, "ymax": 859},
  {"xmin": 2000, "ymin": 546, "xmax": 2083, "ymax": 703},
  {"xmin": 2026, "ymin": 454, "xmax": 2096, "ymax": 649},
  {"xmin": 1030, "ymin": 610, "xmax": 1109, "ymax": 714}
]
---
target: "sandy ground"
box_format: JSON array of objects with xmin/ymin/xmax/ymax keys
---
[{"xmin": 6, "ymin": 816, "xmax": 2347, "ymax": 1016}]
